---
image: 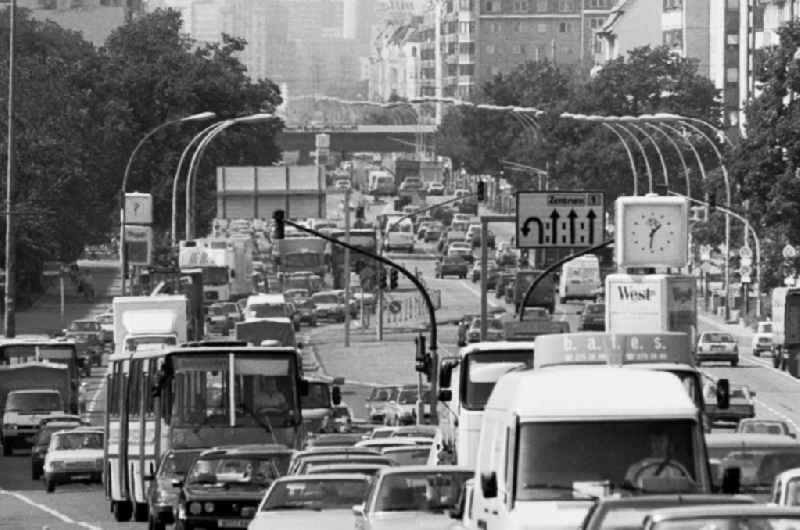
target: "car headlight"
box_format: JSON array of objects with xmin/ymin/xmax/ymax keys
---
[
  {"xmin": 189, "ymin": 502, "xmax": 203, "ymax": 515},
  {"xmin": 733, "ymin": 345, "xmax": 739, "ymax": 353},
  {"xmin": 3, "ymin": 423, "xmax": 16, "ymax": 430},
  {"xmin": 48, "ymin": 460, "xmax": 64, "ymax": 471},
  {"xmin": 204, "ymin": 502, "xmax": 215, "ymax": 513},
  {"xmin": 241, "ymin": 506, "xmax": 256, "ymax": 517},
  {"xmin": 95, "ymin": 458, "xmax": 103, "ymax": 469}
]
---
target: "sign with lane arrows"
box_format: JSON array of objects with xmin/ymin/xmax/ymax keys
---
[{"xmin": 516, "ymin": 191, "xmax": 605, "ymax": 249}]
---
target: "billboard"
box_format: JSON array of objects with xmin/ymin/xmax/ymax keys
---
[{"xmin": 124, "ymin": 225, "xmax": 152, "ymax": 266}]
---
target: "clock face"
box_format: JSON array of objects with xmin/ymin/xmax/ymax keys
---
[{"xmin": 616, "ymin": 198, "xmax": 688, "ymax": 268}]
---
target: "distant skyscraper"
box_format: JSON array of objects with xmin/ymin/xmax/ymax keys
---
[{"xmin": 17, "ymin": 0, "xmax": 143, "ymax": 46}]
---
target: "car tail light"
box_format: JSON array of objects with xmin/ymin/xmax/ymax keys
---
[{"xmin": 241, "ymin": 506, "xmax": 256, "ymax": 517}]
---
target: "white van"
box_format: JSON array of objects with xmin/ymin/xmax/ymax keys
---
[
  {"xmin": 558, "ymin": 254, "xmax": 601, "ymax": 303},
  {"xmin": 243, "ymin": 293, "xmax": 292, "ymax": 322},
  {"xmin": 384, "ymin": 218, "xmax": 415, "ymax": 253},
  {"xmin": 471, "ymin": 365, "xmax": 721, "ymax": 528}
]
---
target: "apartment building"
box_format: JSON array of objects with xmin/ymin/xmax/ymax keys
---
[
  {"xmin": 369, "ymin": 20, "xmax": 424, "ymax": 101},
  {"xmin": 18, "ymin": 0, "xmax": 143, "ymax": 45}
]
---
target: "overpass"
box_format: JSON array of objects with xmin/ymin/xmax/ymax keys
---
[{"xmin": 276, "ymin": 124, "xmax": 437, "ymax": 163}]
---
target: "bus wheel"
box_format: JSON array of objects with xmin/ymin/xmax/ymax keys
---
[
  {"xmin": 134, "ymin": 503, "xmax": 149, "ymax": 522},
  {"xmin": 148, "ymin": 513, "xmax": 166, "ymax": 530},
  {"xmin": 113, "ymin": 501, "xmax": 133, "ymax": 522}
]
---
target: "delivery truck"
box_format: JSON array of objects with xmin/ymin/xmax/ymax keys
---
[
  {"xmin": 112, "ymin": 295, "xmax": 188, "ymax": 356},
  {"xmin": 771, "ymin": 287, "xmax": 800, "ymax": 375},
  {"xmin": 605, "ymin": 273, "xmax": 697, "ymax": 343}
]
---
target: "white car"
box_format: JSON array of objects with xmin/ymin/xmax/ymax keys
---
[
  {"xmin": 447, "ymin": 242, "xmax": 473, "ymax": 262},
  {"xmin": 334, "ymin": 179, "xmax": 351, "ymax": 191},
  {"xmin": 752, "ymin": 320, "xmax": 774, "ymax": 357},
  {"xmin": 43, "ymin": 427, "xmax": 104, "ymax": 492}
]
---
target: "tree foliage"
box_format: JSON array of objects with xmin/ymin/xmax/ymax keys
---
[{"xmin": 0, "ymin": 8, "xmax": 282, "ymax": 305}]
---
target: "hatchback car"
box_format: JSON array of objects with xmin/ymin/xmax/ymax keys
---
[
  {"xmin": 737, "ymin": 419, "xmax": 795, "ymax": 437},
  {"xmin": 146, "ymin": 448, "xmax": 202, "ymax": 530},
  {"xmin": 31, "ymin": 418, "xmax": 86, "ymax": 480},
  {"xmin": 435, "ymin": 256, "xmax": 468, "ymax": 279},
  {"xmin": 64, "ymin": 319, "xmax": 103, "ymax": 367},
  {"xmin": 173, "ymin": 444, "xmax": 292, "ymax": 530},
  {"xmin": 696, "ymin": 331, "xmax": 739, "ymax": 366},
  {"xmin": 447, "ymin": 242, "xmax": 474, "ymax": 263},
  {"xmin": 311, "ymin": 291, "xmax": 348, "ymax": 322},
  {"xmin": 250, "ymin": 474, "xmax": 371, "ymax": 530},
  {"xmin": 466, "ymin": 316, "xmax": 505, "ymax": 343},
  {"xmin": 365, "ymin": 385, "xmax": 401, "ymax": 423},
  {"xmin": 43, "ymin": 427, "xmax": 104, "ymax": 492},
  {"xmin": 578, "ymin": 303, "xmax": 606, "ymax": 331},
  {"xmin": 470, "ymin": 260, "xmax": 499, "ymax": 284},
  {"xmin": 287, "ymin": 447, "xmax": 382, "ymax": 475},
  {"xmin": 426, "ymin": 181, "xmax": 445, "ymax": 196},
  {"xmin": 381, "ymin": 387, "xmax": 433, "ymax": 426}
]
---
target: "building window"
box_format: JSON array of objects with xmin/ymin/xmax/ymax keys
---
[
  {"xmin": 490, "ymin": 22, "xmax": 501, "ymax": 32},
  {"xmin": 486, "ymin": 44, "xmax": 495, "ymax": 54},
  {"xmin": 484, "ymin": 0, "xmax": 500, "ymax": 12},
  {"xmin": 513, "ymin": 21, "xmax": 522, "ymax": 32},
  {"xmin": 726, "ymin": 67, "xmax": 738, "ymax": 84},
  {"xmin": 512, "ymin": 44, "xmax": 526, "ymax": 54},
  {"xmin": 513, "ymin": 0, "xmax": 529, "ymax": 12},
  {"xmin": 537, "ymin": 22, "xmax": 547, "ymax": 33},
  {"xmin": 459, "ymin": 0, "xmax": 473, "ymax": 9},
  {"xmin": 460, "ymin": 42, "xmax": 475, "ymax": 54},
  {"xmin": 537, "ymin": 0, "xmax": 547, "ymax": 11},
  {"xmin": 559, "ymin": 22, "xmax": 570, "ymax": 33},
  {"xmin": 594, "ymin": 35, "xmax": 602, "ymax": 53},
  {"xmin": 558, "ymin": 0, "xmax": 573, "ymax": 12},
  {"xmin": 726, "ymin": 33, "xmax": 739, "ymax": 45},
  {"xmin": 490, "ymin": 66, "xmax": 500, "ymax": 76},
  {"xmin": 459, "ymin": 64, "xmax": 475, "ymax": 75},
  {"xmin": 585, "ymin": 0, "xmax": 608, "ymax": 7},
  {"xmin": 726, "ymin": 0, "xmax": 737, "ymax": 9},
  {"xmin": 662, "ymin": 29, "xmax": 682, "ymax": 49},
  {"xmin": 411, "ymin": 46, "xmax": 417, "ymax": 57},
  {"xmin": 663, "ymin": 0, "xmax": 681, "ymax": 10}
]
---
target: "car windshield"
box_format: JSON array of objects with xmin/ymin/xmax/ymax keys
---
[
  {"xmin": 708, "ymin": 444, "xmax": 800, "ymax": 493},
  {"xmin": 701, "ymin": 333, "xmax": 734, "ymax": 343},
  {"xmin": 286, "ymin": 290, "xmax": 309, "ymax": 299},
  {"xmin": 69, "ymin": 321, "xmax": 98, "ymax": 332},
  {"xmin": 386, "ymin": 448, "xmax": 431, "ymax": 466},
  {"xmin": 37, "ymin": 425, "xmax": 79, "ymax": 445},
  {"xmin": 740, "ymin": 422, "xmax": 786, "ymax": 435},
  {"xmin": 312, "ymin": 294, "xmax": 340, "ymax": 305},
  {"xmin": 209, "ymin": 306, "xmax": 225, "ymax": 316},
  {"xmin": 463, "ymin": 351, "xmax": 533, "ymax": 409},
  {"xmin": 515, "ymin": 420, "xmax": 700, "ymax": 500},
  {"xmin": 374, "ymin": 470, "xmax": 471, "ymax": 512},
  {"xmin": 261, "ymin": 478, "xmax": 369, "ymax": 511},
  {"xmin": 653, "ymin": 516, "xmax": 800, "ymax": 529},
  {"xmin": 398, "ymin": 390, "xmax": 418, "ymax": 404},
  {"xmin": 301, "ymin": 382, "xmax": 331, "ymax": 409},
  {"xmin": 585, "ymin": 304, "xmax": 605, "ymax": 315},
  {"xmin": 284, "ymin": 254, "xmax": 323, "ymax": 268},
  {"xmin": 52, "ymin": 432, "xmax": 103, "ymax": 450},
  {"xmin": 248, "ymin": 304, "xmax": 287, "ymax": 318},
  {"xmin": 158, "ymin": 450, "xmax": 202, "ymax": 478},
  {"xmin": 187, "ymin": 455, "xmax": 289, "ymax": 487},
  {"xmin": 6, "ymin": 392, "xmax": 62, "ymax": 412},
  {"xmin": 369, "ymin": 387, "xmax": 397, "ymax": 402},
  {"xmin": 96, "ymin": 314, "xmax": 113, "ymax": 325}
]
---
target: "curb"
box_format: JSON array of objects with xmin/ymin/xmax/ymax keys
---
[{"xmin": 698, "ymin": 314, "xmax": 754, "ymax": 340}]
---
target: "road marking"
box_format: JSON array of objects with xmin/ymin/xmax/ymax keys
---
[
  {"xmin": 86, "ymin": 376, "xmax": 105, "ymax": 414},
  {"xmin": 459, "ymin": 281, "xmax": 499, "ymax": 308},
  {"xmin": 0, "ymin": 489, "xmax": 102, "ymax": 530}
]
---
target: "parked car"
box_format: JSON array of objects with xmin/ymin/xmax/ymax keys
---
[
  {"xmin": 43, "ymin": 427, "xmax": 104, "ymax": 492},
  {"xmin": 146, "ymin": 448, "xmax": 203, "ymax": 530},
  {"xmin": 426, "ymin": 181, "xmax": 445, "ymax": 195},
  {"xmin": 737, "ymin": 419, "xmax": 795, "ymax": 437},
  {"xmin": 31, "ymin": 417, "xmax": 86, "ymax": 480},
  {"xmin": 752, "ymin": 320, "xmax": 774, "ymax": 357},
  {"xmin": 436, "ymin": 256, "xmax": 469, "ymax": 279},
  {"xmin": 64, "ymin": 319, "xmax": 103, "ymax": 368},
  {"xmin": 696, "ymin": 331, "xmax": 739, "ymax": 366},
  {"xmin": 250, "ymin": 474, "xmax": 372, "ymax": 529},
  {"xmin": 578, "ymin": 302, "xmax": 606, "ymax": 331},
  {"xmin": 173, "ymin": 445, "xmax": 293, "ymax": 530}
]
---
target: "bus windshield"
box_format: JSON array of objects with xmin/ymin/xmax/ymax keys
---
[
  {"xmin": 0, "ymin": 345, "xmax": 77, "ymax": 365},
  {"xmin": 170, "ymin": 354, "xmax": 300, "ymax": 427},
  {"xmin": 285, "ymin": 254, "xmax": 322, "ymax": 269},
  {"xmin": 463, "ymin": 351, "xmax": 533, "ymax": 410},
  {"xmin": 301, "ymin": 382, "xmax": 331, "ymax": 409},
  {"xmin": 202, "ymin": 266, "xmax": 229, "ymax": 286}
]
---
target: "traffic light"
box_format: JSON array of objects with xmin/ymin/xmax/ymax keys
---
[
  {"xmin": 706, "ymin": 193, "xmax": 716, "ymax": 214},
  {"xmin": 355, "ymin": 205, "xmax": 365, "ymax": 219},
  {"xmin": 379, "ymin": 267, "xmax": 387, "ymax": 289},
  {"xmin": 690, "ymin": 205, "xmax": 708, "ymax": 223},
  {"xmin": 476, "ymin": 180, "xmax": 486, "ymax": 202},
  {"xmin": 389, "ymin": 268, "xmax": 399, "ymax": 290},
  {"xmin": 415, "ymin": 335, "xmax": 430, "ymax": 381},
  {"xmin": 273, "ymin": 210, "xmax": 285, "ymax": 239}
]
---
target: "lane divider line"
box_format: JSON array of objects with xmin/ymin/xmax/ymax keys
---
[
  {"xmin": 0, "ymin": 489, "xmax": 102, "ymax": 530},
  {"xmin": 86, "ymin": 375, "xmax": 105, "ymax": 414},
  {"xmin": 459, "ymin": 280, "xmax": 499, "ymax": 308}
]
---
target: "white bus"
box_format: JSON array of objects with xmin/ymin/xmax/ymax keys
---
[
  {"xmin": 558, "ymin": 254, "xmax": 601, "ymax": 303},
  {"xmin": 384, "ymin": 218, "xmax": 415, "ymax": 253},
  {"xmin": 104, "ymin": 344, "xmax": 307, "ymax": 524},
  {"xmin": 436, "ymin": 342, "xmax": 536, "ymax": 469}
]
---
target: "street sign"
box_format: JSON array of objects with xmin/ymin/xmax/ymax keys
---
[
  {"xmin": 516, "ymin": 191, "xmax": 604, "ymax": 248},
  {"xmin": 388, "ymin": 300, "xmax": 402, "ymax": 314},
  {"xmin": 741, "ymin": 274, "xmax": 751, "ymax": 283},
  {"xmin": 124, "ymin": 193, "xmax": 153, "ymax": 225},
  {"xmin": 784, "ymin": 244, "xmax": 797, "ymax": 259},
  {"xmin": 738, "ymin": 246, "xmax": 753, "ymax": 259},
  {"xmin": 699, "ymin": 245, "xmax": 712, "ymax": 261},
  {"xmin": 739, "ymin": 265, "xmax": 752, "ymax": 277},
  {"xmin": 740, "ymin": 256, "xmax": 752, "ymax": 267},
  {"xmin": 124, "ymin": 225, "xmax": 153, "ymax": 266},
  {"xmin": 350, "ymin": 272, "xmax": 361, "ymax": 288}
]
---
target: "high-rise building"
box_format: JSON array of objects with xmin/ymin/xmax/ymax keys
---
[
  {"xmin": 18, "ymin": 0, "xmax": 143, "ymax": 46},
  {"xmin": 369, "ymin": 18, "xmax": 424, "ymax": 100}
]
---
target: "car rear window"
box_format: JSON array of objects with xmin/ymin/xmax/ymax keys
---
[{"xmin": 702, "ymin": 333, "xmax": 734, "ymax": 343}]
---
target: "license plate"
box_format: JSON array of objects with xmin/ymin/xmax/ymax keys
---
[
  {"xmin": 711, "ymin": 345, "xmax": 725, "ymax": 351},
  {"xmin": 71, "ymin": 474, "xmax": 91, "ymax": 480},
  {"xmin": 25, "ymin": 436, "xmax": 35, "ymax": 443},
  {"xmin": 218, "ymin": 519, "xmax": 249, "ymax": 528}
]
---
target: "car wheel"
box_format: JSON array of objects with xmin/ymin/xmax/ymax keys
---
[
  {"xmin": 731, "ymin": 359, "xmax": 739, "ymax": 367},
  {"xmin": 45, "ymin": 479, "xmax": 55, "ymax": 493},
  {"xmin": 134, "ymin": 503, "xmax": 149, "ymax": 523},
  {"xmin": 311, "ymin": 319, "xmax": 318, "ymax": 327},
  {"xmin": 754, "ymin": 350, "xmax": 761, "ymax": 357},
  {"xmin": 113, "ymin": 501, "xmax": 133, "ymax": 523},
  {"xmin": 148, "ymin": 513, "xmax": 166, "ymax": 530}
]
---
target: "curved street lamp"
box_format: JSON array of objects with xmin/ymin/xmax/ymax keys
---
[
  {"xmin": 184, "ymin": 113, "xmax": 275, "ymax": 240},
  {"xmin": 119, "ymin": 111, "xmax": 216, "ymax": 295},
  {"xmin": 606, "ymin": 117, "xmax": 654, "ymax": 194},
  {"xmin": 643, "ymin": 122, "xmax": 692, "ymax": 198},
  {"xmin": 621, "ymin": 117, "xmax": 669, "ymax": 192}
]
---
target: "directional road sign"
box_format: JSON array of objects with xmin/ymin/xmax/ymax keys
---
[
  {"xmin": 739, "ymin": 265, "xmax": 752, "ymax": 277},
  {"xmin": 738, "ymin": 246, "xmax": 753, "ymax": 259},
  {"xmin": 741, "ymin": 274, "xmax": 751, "ymax": 284},
  {"xmin": 516, "ymin": 191, "xmax": 604, "ymax": 249}
]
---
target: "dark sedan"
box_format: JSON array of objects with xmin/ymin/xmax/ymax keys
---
[
  {"xmin": 64, "ymin": 319, "xmax": 103, "ymax": 368},
  {"xmin": 436, "ymin": 256, "xmax": 469, "ymax": 279},
  {"xmin": 578, "ymin": 303, "xmax": 605, "ymax": 331},
  {"xmin": 173, "ymin": 444, "xmax": 292, "ymax": 530},
  {"xmin": 146, "ymin": 448, "xmax": 202, "ymax": 530}
]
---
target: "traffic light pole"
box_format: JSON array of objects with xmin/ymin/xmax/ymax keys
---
[
  {"xmin": 275, "ymin": 211, "xmax": 441, "ymax": 424},
  {"xmin": 344, "ymin": 188, "xmax": 351, "ymax": 347},
  {"xmin": 519, "ymin": 239, "xmax": 614, "ymax": 321}
]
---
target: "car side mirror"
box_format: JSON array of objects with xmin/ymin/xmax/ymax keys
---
[
  {"xmin": 171, "ymin": 478, "xmax": 184, "ymax": 488},
  {"xmin": 352, "ymin": 504, "xmax": 365, "ymax": 517},
  {"xmin": 716, "ymin": 378, "xmax": 730, "ymax": 410},
  {"xmin": 449, "ymin": 502, "xmax": 464, "ymax": 520},
  {"xmin": 143, "ymin": 474, "xmax": 155, "ymax": 481},
  {"xmin": 438, "ymin": 389, "xmax": 452, "ymax": 402},
  {"xmin": 439, "ymin": 363, "xmax": 453, "ymax": 388},
  {"xmin": 332, "ymin": 386, "xmax": 342, "ymax": 406},
  {"xmin": 721, "ymin": 466, "xmax": 741, "ymax": 494},
  {"xmin": 750, "ymin": 390, "xmax": 757, "ymax": 397},
  {"xmin": 480, "ymin": 471, "xmax": 498, "ymax": 498},
  {"xmin": 299, "ymin": 379, "xmax": 309, "ymax": 396}
]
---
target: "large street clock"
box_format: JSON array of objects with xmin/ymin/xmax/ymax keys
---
[{"xmin": 615, "ymin": 195, "xmax": 689, "ymax": 268}]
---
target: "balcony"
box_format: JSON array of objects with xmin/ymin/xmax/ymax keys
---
[
  {"xmin": 458, "ymin": 53, "xmax": 474, "ymax": 64},
  {"xmin": 458, "ymin": 75, "xmax": 475, "ymax": 85}
]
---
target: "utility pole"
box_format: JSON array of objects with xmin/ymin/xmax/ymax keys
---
[
  {"xmin": 344, "ymin": 188, "xmax": 351, "ymax": 347},
  {"xmin": 434, "ymin": 0, "xmax": 442, "ymax": 125},
  {"xmin": 4, "ymin": 0, "xmax": 16, "ymax": 337},
  {"xmin": 376, "ymin": 236, "xmax": 384, "ymax": 340}
]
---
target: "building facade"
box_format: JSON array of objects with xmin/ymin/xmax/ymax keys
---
[{"xmin": 19, "ymin": 0, "xmax": 143, "ymax": 46}]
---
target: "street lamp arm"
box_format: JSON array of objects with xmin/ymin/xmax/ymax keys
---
[
  {"xmin": 614, "ymin": 123, "xmax": 654, "ymax": 194},
  {"xmin": 121, "ymin": 118, "xmax": 184, "ymax": 198},
  {"xmin": 599, "ymin": 122, "xmax": 639, "ymax": 195},
  {"xmin": 185, "ymin": 120, "xmax": 231, "ymax": 240},
  {"xmin": 628, "ymin": 122, "xmax": 669, "ymax": 190},
  {"xmin": 645, "ymin": 123, "xmax": 691, "ymax": 198}
]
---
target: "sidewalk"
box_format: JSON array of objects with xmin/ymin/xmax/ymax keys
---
[{"xmin": 698, "ymin": 308, "xmax": 756, "ymax": 341}]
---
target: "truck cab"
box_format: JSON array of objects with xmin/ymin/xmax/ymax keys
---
[
  {"xmin": 3, "ymin": 387, "xmax": 65, "ymax": 455},
  {"xmin": 301, "ymin": 377, "xmax": 343, "ymax": 434}
]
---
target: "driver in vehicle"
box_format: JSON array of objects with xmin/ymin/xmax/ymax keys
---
[
  {"xmin": 253, "ymin": 377, "xmax": 288, "ymax": 411},
  {"xmin": 624, "ymin": 429, "xmax": 690, "ymax": 487}
]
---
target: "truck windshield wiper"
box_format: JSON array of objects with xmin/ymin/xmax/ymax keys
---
[
  {"xmin": 521, "ymin": 483, "xmax": 598, "ymax": 500},
  {"xmin": 237, "ymin": 403, "xmax": 279, "ymax": 445}
]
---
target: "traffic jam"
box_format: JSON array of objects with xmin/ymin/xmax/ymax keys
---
[{"xmin": 4, "ymin": 180, "xmax": 800, "ymax": 530}]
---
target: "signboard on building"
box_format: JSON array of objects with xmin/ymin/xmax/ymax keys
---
[
  {"xmin": 516, "ymin": 191, "xmax": 604, "ymax": 249},
  {"xmin": 124, "ymin": 193, "xmax": 153, "ymax": 225},
  {"xmin": 124, "ymin": 225, "xmax": 152, "ymax": 266}
]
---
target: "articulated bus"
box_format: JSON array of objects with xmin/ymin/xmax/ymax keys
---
[
  {"xmin": 104, "ymin": 345, "xmax": 307, "ymax": 523},
  {"xmin": 436, "ymin": 341, "xmax": 536, "ymax": 468},
  {"xmin": 0, "ymin": 339, "xmax": 80, "ymax": 414}
]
